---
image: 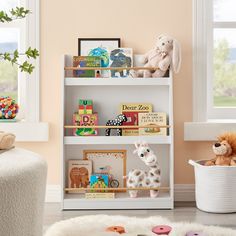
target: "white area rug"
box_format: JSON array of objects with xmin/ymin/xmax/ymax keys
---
[{"xmin": 44, "ymin": 215, "xmax": 236, "ymax": 236}]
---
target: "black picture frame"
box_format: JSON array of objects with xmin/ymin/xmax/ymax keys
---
[{"xmin": 78, "ymin": 38, "xmax": 121, "ymax": 56}]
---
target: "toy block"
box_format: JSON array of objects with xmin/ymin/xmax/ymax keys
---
[{"xmin": 78, "ymin": 99, "xmax": 93, "ymax": 114}]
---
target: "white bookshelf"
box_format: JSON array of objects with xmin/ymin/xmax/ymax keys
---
[{"xmin": 61, "ymin": 54, "xmax": 174, "ymax": 210}]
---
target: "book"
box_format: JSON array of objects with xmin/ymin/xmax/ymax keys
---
[
  {"xmin": 85, "ymin": 192, "xmax": 115, "ymax": 199},
  {"xmin": 73, "ymin": 113, "xmax": 98, "ymax": 136},
  {"xmin": 109, "ymin": 48, "xmax": 133, "ymax": 78},
  {"xmin": 90, "ymin": 174, "xmax": 109, "ymax": 192},
  {"xmin": 120, "ymin": 103, "xmax": 152, "ymax": 136},
  {"xmin": 138, "ymin": 112, "xmax": 167, "ymax": 136},
  {"xmin": 68, "ymin": 160, "xmax": 92, "ymax": 191},
  {"xmin": 73, "ymin": 56, "xmax": 101, "ymax": 77}
]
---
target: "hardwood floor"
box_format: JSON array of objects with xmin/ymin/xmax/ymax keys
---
[{"xmin": 43, "ymin": 202, "xmax": 236, "ymax": 232}]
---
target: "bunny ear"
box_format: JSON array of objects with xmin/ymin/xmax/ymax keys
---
[
  {"xmin": 172, "ymin": 39, "xmax": 181, "ymax": 73},
  {"xmin": 134, "ymin": 141, "xmax": 141, "ymax": 149}
]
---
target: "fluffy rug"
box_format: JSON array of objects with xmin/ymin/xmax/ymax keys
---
[{"xmin": 44, "ymin": 215, "xmax": 236, "ymax": 236}]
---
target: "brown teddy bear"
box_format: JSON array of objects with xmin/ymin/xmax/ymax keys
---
[{"xmin": 205, "ymin": 132, "xmax": 236, "ymax": 166}]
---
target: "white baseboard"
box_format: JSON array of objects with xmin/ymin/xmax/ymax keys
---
[{"xmin": 45, "ymin": 184, "xmax": 195, "ymax": 203}]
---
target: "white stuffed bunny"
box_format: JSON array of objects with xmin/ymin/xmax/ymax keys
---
[{"xmin": 130, "ymin": 34, "xmax": 181, "ymax": 78}]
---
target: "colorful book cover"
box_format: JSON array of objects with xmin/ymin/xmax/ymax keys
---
[
  {"xmin": 120, "ymin": 103, "xmax": 152, "ymax": 136},
  {"xmin": 85, "ymin": 192, "xmax": 115, "ymax": 199},
  {"xmin": 138, "ymin": 112, "xmax": 167, "ymax": 136},
  {"xmin": 90, "ymin": 174, "xmax": 109, "ymax": 192},
  {"xmin": 109, "ymin": 48, "xmax": 133, "ymax": 78},
  {"xmin": 73, "ymin": 56, "xmax": 101, "ymax": 77},
  {"xmin": 68, "ymin": 160, "xmax": 92, "ymax": 191},
  {"xmin": 78, "ymin": 99, "xmax": 93, "ymax": 115},
  {"xmin": 73, "ymin": 113, "xmax": 98, "ymax": 136}
]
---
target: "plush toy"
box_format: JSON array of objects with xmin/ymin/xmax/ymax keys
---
[
  {"xmin": 0, "ymin": 131, "xmax": 15, "ymax": 150},
  {"xmin": 130, "ymin": 34, "xmax": 181, "ymax": 78},
  {"xmin": 105, "ymin": 114, "xmax": 127, "ymax": 136},
  {"xmin": 126, "ymin": 141, "xmax": 161, "ymax": 198},
  {"xmin": 205, "ymin": 132, "xmax": 236, "ymax": 166}
]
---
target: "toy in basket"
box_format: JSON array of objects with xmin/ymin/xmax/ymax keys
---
[{"xmin": 126, "ymin": 141, "xmax": 161, "ymax": 198}]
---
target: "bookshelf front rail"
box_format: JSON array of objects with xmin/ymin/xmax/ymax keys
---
[
  {"xmin": 64, "ymin": 125, "xmax": 170, "ymax": 129},
  {"xmin": 65, "ymin": 186, "xmax": 169, "ymax": 192},
  {"xmin": 64, "ymin": 66, "xmax": 160, "ymax": 71}
]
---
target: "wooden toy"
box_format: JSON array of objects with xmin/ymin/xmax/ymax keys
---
[
  {"xmin": 105, "ymin": 114, "xmax": 127, "ymax": 136},
  {"xmin": 152, "ymin": 225, "xmax": 172, "ymax": 235},
  {"xmin": 106, "ymin": 226, "xmax": 125, "ymax": 234},
  {"xmin": 78, "ymin": 99, "xmax": 93, "ymax": 114},
  {"xmin": 185, "ymin": 231, "xmax": 207, "ymax": 236}
]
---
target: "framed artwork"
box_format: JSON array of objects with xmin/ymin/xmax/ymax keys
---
[
  {"xmin": 78, "ymin": 38, "xmax": 121, "ymax": 77},
  {"xmin": 83, "ymin": 149, "xmax": 126, "ymax": 191}
]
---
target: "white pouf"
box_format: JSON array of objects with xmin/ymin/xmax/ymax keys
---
[{"xmin": 0, "ymin": 148, "xmax": 47, "ymax": 236}]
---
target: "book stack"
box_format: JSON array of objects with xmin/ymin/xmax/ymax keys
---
[{"xmin": 73, "ymin": 99, "xmax": 98, "ymax": 136}]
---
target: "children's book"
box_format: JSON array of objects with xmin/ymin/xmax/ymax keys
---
[
  {"xmin": 73, "ymin": 113, "xmax": 98, "ymax": 136},
  {"xmin": 90, "ymin": 174, "xmax": 109, "ymax": 192},
  {"xmin": 138, "ymin": 112, "xmax": 167, "ymax": 136},
  {"xmin": 68, "ymin": 160, "xmax": 92, "ymax": 191},
  {"xmin": 109, "ymin": 48, "xmax": 133, "ymax": 78},
  {"xmin": 120, "ymin": 103, "xmax": 152, "ymax": 136},
  {"xmin": 85, "ymin": 192, "xmax": 115, "ymax": 199},
  {"xmin": 73, "ymin": 56, "xmax": 101, "ymax": 77}
]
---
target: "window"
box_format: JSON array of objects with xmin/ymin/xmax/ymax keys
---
[
  {"xmin": 0, "ymin": 0, "xmax": 39, "ymax": 122},
  {"xmin": 193, "ymin": 0, "xmax": 236, "ymax": 120}
]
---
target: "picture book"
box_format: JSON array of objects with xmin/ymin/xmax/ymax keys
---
[
  {"xmin": 109, "ymin": 48, "xmax": 133, "ymax": 78},
  {"xmin": 90, "ymin": 174, "xmax": 109, "ymax": 192},
  {"xmin": 78, "ymin": 99, "xmax": 93, "ymax": 115},
  {"xmin": 73, "ymin": 56, "xmax": 101, "ymax": 77},
  {"xmin": 120, "ymin": 103, "xmax": 152, "ymax": 136},
  {"xmin": 73, "ymin": 113, "xmax": 98, "ymax": 136},
  {"xmin": 85, "ymin": 192, "xmax": 115, "ymax": 199},
  {"xmin": 138, "ymin": 112, "xmax": 167, "ymax": 136},
  {"xmin": 68, "ymin": 159, "xmax": 92, "ymax": 191}
]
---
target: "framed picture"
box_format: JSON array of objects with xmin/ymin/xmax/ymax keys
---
[
  {"xmin": 83, "ymin": 150, "xmax": 126, "ymax": 191},
  {"xmin": 78, "ymin": 38, "xmax": 121, "ymax": 77}
]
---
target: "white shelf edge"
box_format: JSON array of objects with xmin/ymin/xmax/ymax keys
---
[
  {"xmin": 64, "ymin": 136, "xmax": 171, "ymax": 145},
  {"xmin": 65, "ymin": 77, "xmax": 170, "ymax": 86}
]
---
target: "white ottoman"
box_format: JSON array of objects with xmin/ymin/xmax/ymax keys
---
[{"xmin": 0, "ymin": 148, "xmax": 47, "ymax": 236}]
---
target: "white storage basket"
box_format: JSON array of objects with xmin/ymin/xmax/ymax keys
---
[{"xmin": 189, "ymin": 159, "xmax": 236, "ymax": 213}]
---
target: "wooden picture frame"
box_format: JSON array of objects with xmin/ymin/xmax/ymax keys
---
[
  {"xmin": 78, "ymin": 38, "xmax": 121, "ymax": 56},
  {"xmin": 83, "ymin": 149, "xmax": 126, "ymax": 192}
]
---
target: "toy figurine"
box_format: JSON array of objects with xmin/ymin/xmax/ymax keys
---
[
  {"xmin": 105, "ymin": 114, "xmax": 127, "ymax": 136},
  {"xmin": 152, "ymin": 225, "xmax": 172, "ymax": 235},
  {"xmin": 126, "ymin": 141, "xmax": 161, "ymax": 198}
]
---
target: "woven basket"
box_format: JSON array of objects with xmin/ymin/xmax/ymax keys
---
[{"xmin": 189, "ymin": 159, "xmax": 236, "ymax": 213}]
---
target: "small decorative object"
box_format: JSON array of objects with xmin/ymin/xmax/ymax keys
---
[
  {"xmin": 84, "ymin": 150, "xmax": 127, "ymax": 191},
  {"xmin": 68, "ymin": 160, "xmax": 92, "ymax": 190},
  {"xmin": 0, "ymin": 96, "xmax": 19, "ymax": 119},
  {"xmin": 204, "ymin": 132, "xmax": 236, "ymax": 166},
  {"xmin": 78, "ymin": 38, "xmax": 121, "ymax": 78},
  {"xmin": 0, "ymin": 131, "xmax": 15, "ymax": 150},
  {"xmin": 90, "ymin": 174, "xmax": 109, "ymax": 190},
  {"xmin": 73, "ymin": 113, "xmax": 98, "ymax": 136},
  {"xmin": 120, "ymin": 103, "xmax": 152, "ymax": 136},
  {"xmin": 78, "ymin": 99, "xmax": 93, "ymax": 115},
  {"xmin": 130, "ymin": 34, "xmax": 181, "ymax": 78},
  {"xmin": 105, "ymin": 114, "xmax": 127, "ymax": 136},
  {"xmin": 186, "ymin": 231, "xmax": 207, "ymax": 236},
  {"xmin": 139, "ymin": 112, "xmax": 167, "ymax": 136},
  {"xmin": 85, "ymin": 192, "xmax": 115, "ymax": 199},
  {"xmin": 152, "ymin": 225, "xmax": 172, "ymax": 235},
  {"xmin": 126, "ymin": 141, "xmax": 161, "ymax": 198},
  {"xmin": 106, "ymin": 226, "xmax": 126, "ymax": 234},
  {"xmin": 109, "ymin": 48, "xmax": 133, "ymax": 78},
  {"xmin": 73, "ymin": 56, "xmax": 101, "ymax": 77}
]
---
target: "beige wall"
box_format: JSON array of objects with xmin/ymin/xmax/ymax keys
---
[{"xmin": 18, "ymin": 0, "xmax": 212, "ymax": 185}]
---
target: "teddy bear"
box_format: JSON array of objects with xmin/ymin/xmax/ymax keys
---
[
  {"xmin": 0, "ymin": 131, "xmax": 15, "ymax": 150},
  {"xmin": 205, "ymin": 132, "xmax": 236, "ymax": 166},
  {"xmin": 130, "ymin": 34, "xmax": 181, "ymax": 78}
]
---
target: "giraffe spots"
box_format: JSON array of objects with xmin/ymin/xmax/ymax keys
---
[
  {"xmin": 128, "ymin": 179, "xmax": 134, "ymax": 184},
  {"xmin": 154, "ymin": 169, "xmax": 161, "ymax": 175},
  {"xmin": 146, "ymin": 179, "xmax": 150, "ymax": 185},
  {"xmin": 138, "ymin": 175, "xmax": 144, "ymax": 182},
  {"xmin": 134, "ymin": 170, "xmax": 141, "ymax": 176},
  {"xmin": 154, "ymin": 178, "xmax": 160, "ymax": 183}
]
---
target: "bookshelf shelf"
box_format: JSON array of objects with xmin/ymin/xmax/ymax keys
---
[{"xmin": 62, "ymin": 54, "xmax": 174, "ymax": 210}]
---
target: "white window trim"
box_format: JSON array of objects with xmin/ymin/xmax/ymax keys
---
[
  {"xmin": 1, "ymin": 0, "xmax": 48, "ymax": 142},
  {"xmin": 184, "ymin": 0, "xmax": 236, "ymax": 141}
]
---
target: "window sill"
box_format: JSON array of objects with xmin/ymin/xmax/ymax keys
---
[
  {"xmin": 0, "ymin": 121, "xmax": 49, "ymax": 142},
  {"xmin": 184, "ymin": 120, "xmax": 236, "ymax": 141}
]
